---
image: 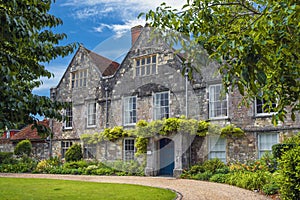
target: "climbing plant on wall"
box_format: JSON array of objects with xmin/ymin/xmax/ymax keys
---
[{"xmin": 80, "ymin": 117, "xmax": 245, "ymax": 155}]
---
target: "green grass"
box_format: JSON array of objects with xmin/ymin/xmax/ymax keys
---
[{"xmin": 0, "ymin": 178, "xmax": 176, "ymax": 200}]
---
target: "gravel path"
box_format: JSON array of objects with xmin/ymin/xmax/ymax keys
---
[{"xmin": 0, "ymin": 173, "xmax": 271, "ymax": 200}]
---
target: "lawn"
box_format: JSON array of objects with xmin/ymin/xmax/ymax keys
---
[{"xmin": 0, "ymin": 177, "xmax": 176, "ymax": 200}]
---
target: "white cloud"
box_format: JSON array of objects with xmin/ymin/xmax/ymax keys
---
[
  {"xmin": 94, "ymin": 18, "xmax": 146, "ymax": 38},
  {"xmin": 33, "ymin": 65, "xmax": 67, "ymax": 92},
  {"xmin": 62, "ymin": 0, "xmax": 185, "ymax": 36}
]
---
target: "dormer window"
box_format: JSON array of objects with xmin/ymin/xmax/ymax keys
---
[
  {"xmin": 135, "ymin": 55, "xmax": 157, "ymax": 77},
  {"xmin": 71, "ymin": 69, "xmax": 88, "ymax": 88}
]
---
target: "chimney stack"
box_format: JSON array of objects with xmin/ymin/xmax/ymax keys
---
[{"xmin": 131, "ymin": 25, "xmax": 143, "ymax": 46}]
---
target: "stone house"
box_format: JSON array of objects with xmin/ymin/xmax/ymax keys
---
[
  {"xmin": 0, "ymin": 120, "xmax": 50, "ymax": 159},
  {"xmin": 50, "ymin": 25, "xmax": 300, "ymax": 176}
]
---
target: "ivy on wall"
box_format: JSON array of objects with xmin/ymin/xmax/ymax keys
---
[{"xmin": 80, "ymin": 116, "xmax": 245, "ymax": 155}]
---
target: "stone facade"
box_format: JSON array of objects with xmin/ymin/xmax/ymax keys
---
[{"xmin": 50, "ymin": 25, "xmax": 300, "ymax": 177}]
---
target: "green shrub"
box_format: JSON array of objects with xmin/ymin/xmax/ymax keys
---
[
  {"xmin": 209, "ymin": 173, "xmax": 229, "ymax": 183},
  {"xmin": 14, "ymin": 140, "xmax": 32, "ymax": 156},
  {"xmin": 215, "ymin": 166, "xmax": 229, "ymax": 174},
  {"xmin": 272, "ymin": 143, "xmax": 296, "ymax": 159},
  {"xmin": 65, "ymin": 143, "xmax": 83, "ymax": 162},
  {"xmin": 0, "ymin": 156, "xmax": 37, "ymax": 173},
  {"xmin": 189, "ymin": 164, "xmax": 205, "ymax": 174},
  {"xmin": 63, "ymin": 160, "xmax": 88, "ymax": 169},
  {"xmin": 262, "ymin": 182, "xmax": 279, "ymax": 195},
  {"xmin": 0, "ymin": 152, "xmax": 14, "ymax": 164},
  {"xmin": 277, "ymin": 146, "xmax": 300, "ymax": 200},
  {"xmin": 95, "ymin": 168, "xmax": 114, "ymax": 175},
  {"xmin": 202, "ymin": 158, "xmax": 226, "ymax": 173},
  {"xmin": 192, "ymin": 171, "xmax": 213, "ymax": 181}
]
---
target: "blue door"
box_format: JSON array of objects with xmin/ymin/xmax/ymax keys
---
[{"xmin": 159, "ymin": 138, "xmax": 174, "ymax": 176}]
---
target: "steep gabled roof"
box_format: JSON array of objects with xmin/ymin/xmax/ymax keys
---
[
  {"xmin": 10, "ymin": 120, "xmax": 49, "ymax": 141},
  {"xmin": 55, "ymin": 45, "xmax": 120, "ymax": 89},
  {"xmin": 85, "ymin": 47, "xmax": 120, "ymax": 76}
]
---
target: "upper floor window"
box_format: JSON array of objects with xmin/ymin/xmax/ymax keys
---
[
  {"xmin": 72, "ymin": 69, "xmax": 88, "ymax": 88},
  {"xmin": 209, "ymin": 84, "xmax": 228, "ymax": 119},
  {"xmin": 123, "ymin": 138, "xmax": 135, "ymax": 161},
  {"xmin": 123, "ymin": 96, "xmax": 137, "ymax": 126},
  {"xmin": 258, "ymin": 133, "xmax": 278, "ymax": 158},
  {"xmin": 135, "ymin": 55, "xmax": 157, "ymax": 77},
  {"xmin": 208, "ymin": 135, "xmax": 226, "ymax": 163},
  {"xmin": 87, "ymin": 102, "xmax": 96, "ymax": 127},
  {"xmin": 65, "ymin": 103, "xmax": 72, "ymax": 129},
  {"xmin": 153, "ymin": 91, "xmax": 169, "ymax": 120},
  {"xmin": 255, "ymin": 92, "xmax": 276, "ymax": 116}
]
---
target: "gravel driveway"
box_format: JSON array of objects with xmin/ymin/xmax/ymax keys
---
[{"xmin": 0, "ymin": 173, "xmax": 271, "ymax": 200}]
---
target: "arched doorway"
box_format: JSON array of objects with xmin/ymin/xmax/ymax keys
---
[{"xmin": 159, "ymin": 138, "xmax": 174, "ymax": 176}]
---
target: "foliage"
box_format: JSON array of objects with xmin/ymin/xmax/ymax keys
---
[
  {"xmin": 209, "ymin": 173, "xmax": 229, "ymax": 183},
  {"xmin": 0, "ymin": 152, "xmax": 13, "ymax": 164},
  {"xmin": 225, "ymin": 170, "xmax": 271, "ymax": 191},
  {"xmin": 14, "ymin": 139, "xmax": 32, "ymax": 156},
  {"xmin": 220, "ymin": 124, "xmax": 244, "ymax": 138},
  {"xmin": 81, "ymin": 118, "xmax": 244, "ymax": 145},
  {"xmin": 277, "ymin": 146, "xmax": 300, "ymax": 200},
  {"xmin": 0, "ymin": 0, "xmax": 77, "ymax": 129},
  {"xmin": 135, "ymin": 137, "xmax": 148, "ymax": 156},
  {"xmin": 0, "ymin": 156, "xmax": 37, "ymax": 173},
  {"xmin": 202, "ymin": 158, "xmax": 226, "ymax": 173},
  {"xmin": 196, "ymin": 120, "xmax": 210, "ymax": 136},
  {"xmin": 160, "ymin": 118, "xmax": 179, "ymax": 135},
  {"xmin": 262, "ymin": 182, "xmax": 279, "ymax": 195},
  {"xmin": 143, "ymin": 0, "xmax": 300, "ymax": 124},
  {"xmin": 181, "ymin": 158, "xmax": 227, "ymax": 179},
  {"xmin": 272, "ymin": 143, "xmax": 296, "ymax": 159},
  {"xmin": 102, "ymin": 126, "xmax": 129, "ymax": 141},
  {"xmin": 63, "ymin": 160, "xmax": 89, "ymax": 169},
  {"xmin": 65, "ymin": 143, "xmax": 83, "ymax": 162}
]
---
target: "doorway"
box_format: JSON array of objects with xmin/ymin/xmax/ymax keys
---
[{"xmin": 159, "ymin": 138, "xmax": 174, "ymax": 176}]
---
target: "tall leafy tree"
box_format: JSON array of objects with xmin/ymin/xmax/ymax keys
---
[
  {"xmin": 143, "ymin": 0, "xmax": 299, "ymax": 124},
  {"xmin": 0, "ymin": 0, "xmax": 77, "ymax": 129}
]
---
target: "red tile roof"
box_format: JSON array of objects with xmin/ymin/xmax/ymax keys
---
[
  {"xmin": 11, "ymin": 120, "xmax": 49, "ymax": 141},
  {"xmin": 85, "ymin": 47, "xmax": 120, "ymax": 76}
]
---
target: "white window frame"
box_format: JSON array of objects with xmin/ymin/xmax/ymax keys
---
[
  {"xmin": 209, "ymin": 84, "xmax": 228, "ymax": 119},
  {"xmin": 258, "ymin": 132, "xmax": 279, "ymax": 158},
  {"xmin": 64, "ymin": 103, "xmax": 72, "ymax": 129},
  {"xmin": 87, "ymin": 102, "xmax": 96, "ymax": 127},
  {"xmin": 123, "ymin": 96, "xmax": 137, "ymax": 126},
  {"xmin": 255, "ymin": 92, "xmax": 277, "ymax": 116},
  {"xmin": 123, "ymin": 138, "xmax": 135, "ymax": 161},
  {"xmin": 135, "ymin": 55, "xmax": 157, "ymax": 77},
  {"xmin": 153, "ymin": 91, "xmax": 170, "ymax": 120},
  {"xmin": 72, "ymin": 69, "xmax": 88, "ymax": 89},
  {"xmin": 208, "ymin": 135, "xmax": 227, "ymax": 163},
  {"xmin": 61, "ymin": 141, "xmax": 73, "ymax": 158}
]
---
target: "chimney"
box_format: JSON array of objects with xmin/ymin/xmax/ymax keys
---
[{"xmin": 131, "ymin": 25, "xmax": 143, "ymax": 46}]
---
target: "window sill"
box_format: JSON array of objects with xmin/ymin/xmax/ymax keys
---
[
  {"xmin": 208, "ymin": 117, "xmax": 230, "ymax": 121},
  {"xmin": 254, "ymin": 113, "xmax": 276, "ymax": 119},
  {"xmin": 63, "ymin": 127, "xmax": 73, "ymax": 131},
  {"xmin": 123, "ymin": 123, "xmax": 136, "ymax": 127},
  {"xmin": 86, "ymin": 125, "xmax": 96, "ymax": 129}
]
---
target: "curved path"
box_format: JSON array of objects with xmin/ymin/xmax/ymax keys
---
[{"xmin": 0, "ymin": 173, "xmax": 271, "ymax": 200}]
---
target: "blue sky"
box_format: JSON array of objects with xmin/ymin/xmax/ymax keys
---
[{"xmin": 33, "ymin": 0, "xmax": 184, "ymax": 96}]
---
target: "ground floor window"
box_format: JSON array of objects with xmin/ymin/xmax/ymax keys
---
[
  {"xmin": 208, "ymin": 135, "xmax": 226, "ymax": 163},
  {"xmin": 258, "ymin": 132, "xmax": 279, "ymax": 158},
  {"xmin": 123, "ymin": 138, "xmax": 135, "ymax": 161},
  {"xmin": 61, "ymin": 141, "xmax": 73, "ymax": 158},
  {"xmin": 83, "ymin": 144, "xmax": 96, "ymax": 159}
]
